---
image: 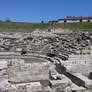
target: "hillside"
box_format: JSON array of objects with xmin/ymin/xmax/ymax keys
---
[
  {"xmin": 52, "ymin": 22, "xmax": 92, "ymax": 32},
  {"xmin": 0, "ymin": 22, "xmax": 92, "ymax": 32},
  {"xmin": 0, "ymin": 22, "xmax": 50, "ymax": 32}
]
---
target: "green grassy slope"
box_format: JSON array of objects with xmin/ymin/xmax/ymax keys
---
[
  {"xmin": 52, "ymin": 22, "xmax": 92, "ymax": 31},
  {"xmin": 0, "ymin": 22, "xmax": 92, "ymax": 32},
  {"xmin": 0, "ymin": 22, "xmax": 50, "ymax": 32}
]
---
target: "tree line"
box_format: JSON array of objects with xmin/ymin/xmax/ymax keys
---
[
  {"xmin": 0, "ymin": 19, "xmax": 45, "ymax": 23},
  {"xmin": 0, "ymin": 19, "xmax": 11, "ymax": 23}
]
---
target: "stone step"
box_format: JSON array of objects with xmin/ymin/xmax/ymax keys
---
[{"xmin": 74, "ymin": 73, "xmax": 92, "ymax": 89}]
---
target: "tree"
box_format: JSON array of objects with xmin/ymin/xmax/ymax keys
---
[
  {"xmin": 0, "ymin": 20, "xmax": 2, "ymax": 22},
  {"xmin": 5, "ymin": 19, "xmax": 11, "ymax": 22},
  {"xmin": 41, "ymin": 20, "xmax": 44, "ymax": 24}
]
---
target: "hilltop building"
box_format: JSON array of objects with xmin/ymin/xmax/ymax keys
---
[{"xmin": 49, "ymin": 16, "xmax": 92, "ymax": 23}]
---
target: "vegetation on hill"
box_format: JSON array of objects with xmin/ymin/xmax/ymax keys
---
[
  {"xmin": 0, "ymin": 22, "xmax": 50, "ymax": 32},
  {"xmin": 0, "ymin": 21, "xmax": 92, "ymax": 32},
  {"xmin": 52, "ymin": 22, "xmax": 92, "ymax": 32}
]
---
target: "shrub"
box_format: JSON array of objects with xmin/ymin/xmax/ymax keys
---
[{"xmin": 5, "ymin": 19, "xmax": 11, "ymax": 22}]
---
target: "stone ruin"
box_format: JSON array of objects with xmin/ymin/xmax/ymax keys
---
[{"xmin": 0, "ymin": 30, "xmax": 92, "ymax": 92}]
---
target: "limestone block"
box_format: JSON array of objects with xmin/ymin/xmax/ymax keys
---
[
  {"xmin": 0, "ymin": 60, "xmax": 7, "ymax": 70},
  {"xmin": 56, "ymin": 88, "xmax": 66, "ymax": 92},
  {"xmin": 8, "ymin": 71, "xmax": 49, "ymax": 83},
  {"xmin": 50, "ymin": 79, "xmax": 70, "ymax": 89},
  {"xmin": 50, "ymin": 75, "xmax": 71, "ymax": 89},
  {"xmin": 8, "ymin": 62, "xmax": 50, "ymax": 83},
  {"xmin": 0, "ymin": 70, "xmax": 7, "ymax": 76},
  {"xmin": 71, "ymin": 83, "xmax": 86, "ymax": 92},
  {"xmin": 49, "ymin": 62, "xmax": 57, "ymax": 75},
  {"xmin": 8, "ymin": 59, "xmax": 25, "ymax": 67},
  {"xmin": 65, "ymin": 87, "xmax": 72, "ymax": 92},
  {"xmin": 16, "ymin": 85, "xmax": 26, "ymax": 92},
  {"xmin": 26, "ymin": 82, "xmax": 42, "ymax": 92},
  {"xmin": 42, "ymin": 86, "xmax": 52, "ymax": 92},
  {"xmin": 0, "ymin": 75, "xmax": 11, "ymax": 92},
  {"xmin": 16, "ymin": 48, "xmax": 22, "ymax": 52},
  {"xmin": 6, "ymin": 85, "xmax": 16, "ymax": 92}
]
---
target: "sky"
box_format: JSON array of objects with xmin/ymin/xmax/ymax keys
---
[{"xmin": 0, "ymin": 0, "xmax": 92, "ymax": 23}]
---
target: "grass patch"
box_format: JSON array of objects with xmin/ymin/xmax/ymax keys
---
[
  {"xmin": 52, "ymin": 22, "xmax": 92, "ymax": 32},
  {"xmin": 0, "ymin": 22, "xmax": 92, "ymax": 32}
]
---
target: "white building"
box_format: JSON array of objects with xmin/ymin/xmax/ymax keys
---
[{"xmin": 49, "ymin": 16, "xmax": 92, "ymax": 23}]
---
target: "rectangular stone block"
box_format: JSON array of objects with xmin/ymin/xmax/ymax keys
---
[
  {"xmin": 50, "ymin": 75, "xmax": 71, "ymax": 89},
  {"xmin": 71, "ymin": 83, "xmax": 86, "ymax": 92},
  {"xmin": 26, "ymin": 82, "xmax": 42, "ymax": 92},
  {"xmin": 8, "ymin": 61, "xmax": 50, "ymax": 83},
  {"xmin": 0, "ymin": 60, "xmax": 7, "ymax": 69}
]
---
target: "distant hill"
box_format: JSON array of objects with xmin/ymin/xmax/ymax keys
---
[{"xmin": 0, "ymin": 22, "xmax": 92, "ymax": 32}]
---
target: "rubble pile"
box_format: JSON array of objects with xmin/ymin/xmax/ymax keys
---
[{"xmin": 0, "ymin": 31, "xmax": 92, "ymax": 59}]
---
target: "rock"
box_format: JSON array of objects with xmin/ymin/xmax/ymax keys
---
[
  {"xmin": 26, "ymin": 82, "xmax": 42, "ymax": 92},
  {"xmin": 0, "ymin": 60, "xmax": 7, "ymax": 70}
]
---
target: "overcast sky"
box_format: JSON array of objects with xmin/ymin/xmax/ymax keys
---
[{"xmin": 0, "ymin": 0, "xmax": 92, "ymax": 23}]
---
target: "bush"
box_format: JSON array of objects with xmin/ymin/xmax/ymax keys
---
[{"xmin": 5, "ymin": 19, "xmax": 11, "ymax": 22}]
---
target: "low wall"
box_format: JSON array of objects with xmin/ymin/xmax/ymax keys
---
[{"xmin": 7, "ymin": 58, "xmax": 50, "ymax": 83}]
